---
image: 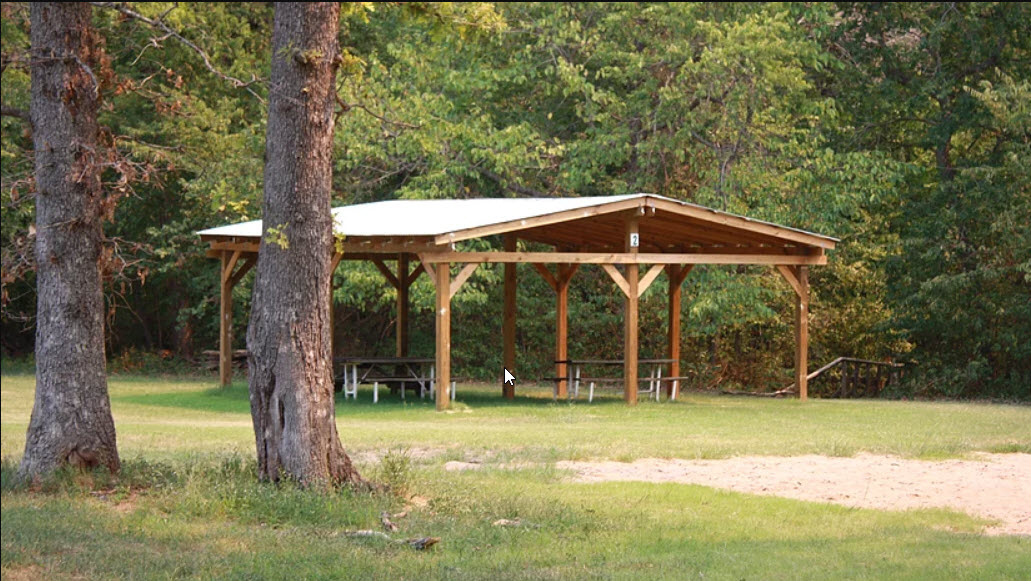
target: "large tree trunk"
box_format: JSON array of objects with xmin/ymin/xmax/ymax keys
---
[
  {"xmin": 247, "ymin": 2, "xmax": 363, "ymax": 487},
  {"xmin": 20, "ymin": 2, "xmax": 119, "ymax": 479}
]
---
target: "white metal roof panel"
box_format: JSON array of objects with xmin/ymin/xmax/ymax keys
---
[
  {"xmin": 198, "ymin": 195, "xmax": 641, "ymax": 238},
  {"xmin": 197, "ymin": 194, "xmax": 838, "ymax": 244}
]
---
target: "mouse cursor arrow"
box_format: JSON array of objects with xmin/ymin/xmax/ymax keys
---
[{"xmin": 503, "ymin": 368, "xmax": 515, "ymax": 386}]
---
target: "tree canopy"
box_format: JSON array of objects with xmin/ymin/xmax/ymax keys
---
[{"xmin": 2, "ymin": 2, "xmax": 1028, "ymax": 399}]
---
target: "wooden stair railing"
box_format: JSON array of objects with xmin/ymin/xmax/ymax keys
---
[{"xmin": 788, "ymin": 357, "xmax": 907, "ymax": 398}]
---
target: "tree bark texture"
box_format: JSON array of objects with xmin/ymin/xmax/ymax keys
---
[
  {"xmin": 20, "ymin": 2, "xmax": 120, "ymax": 478},
  {"xmin": 247, "ymin": 2, "xmax": 363, "ymax": 487}
]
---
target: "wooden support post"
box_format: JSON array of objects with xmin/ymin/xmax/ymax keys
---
[
  {"xmin": 777, "ymin": 264, "xmax": 811, "ymax": 401},
  {"xmin": 329, "ymin": 285, "xmax": 336, "ymax": 362},
  {"xmin": 435, "ymin": 262, "xmax": 451, "ymax": 411},
  {"xmin": 554, "ymin": 264, "xmax": 577, "ymax": 399},
  {"xmin": 219, "ymin": 251, "xmax": 233, "ymax": 387},
  {"xmin": 503, "ymin": 234, "xmax": 517, "ymax": 399},
  {"xmin": 556, "ymin": 275, "xmax": 569, "ymax": 399},
  {"xmin": 532, "ymin": 261, "xmax": 579, "ymax": 400},
  {"xmin": 667, "ymin": 268, "xmax": 679, "ymax": 400},
  {"xmin": 329, "ymin": 254, "xmax": 341, "ymax": 362},
  {"xmin": 794, "ymin": 266, "xmax": 810, "ymax": 401},
  {"xmin": 852, "ymin": 361, "xmax": 860, "ymax": 396},
  {"xmin": 666, "ymin": 264, "xmax": 693, "ymax": 399},
  {"xmin": 840, "ymin": 361, "xmax": 849, "ymax": 398},
  {"xmin": 624, "ymin": 216, "xmax": 640, "ymax": 405},
  {"xmin": 397, "ymin": 254, "xmax": 410, "ymax": 357}
]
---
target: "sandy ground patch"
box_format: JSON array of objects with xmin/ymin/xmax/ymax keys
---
[{"xmin": 557, "ymin": 453, "xmax": 1031, "ymax": 536}]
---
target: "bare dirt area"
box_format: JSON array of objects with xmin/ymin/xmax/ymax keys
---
[{"xmin": 557, "ymin": 453, "xmax": 1031, "ymax": 536}]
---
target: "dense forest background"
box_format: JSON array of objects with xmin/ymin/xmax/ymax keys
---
[{"xmin": 2, "ymin": 2, "xmax": 1028, "ymax": 399}]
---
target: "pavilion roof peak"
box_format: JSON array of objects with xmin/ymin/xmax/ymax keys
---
[{"xmin": 198, "ymin": 193, "xmax": 837, "ymax": 249}]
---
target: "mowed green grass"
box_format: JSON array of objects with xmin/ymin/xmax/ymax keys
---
[
  {"xmin": 2, "ymin": 372, "xmax": 1030, "ymax": 580},
  {"xmin": 3, "ymin": 374, "xmax": 1028, "ymax": 461}
]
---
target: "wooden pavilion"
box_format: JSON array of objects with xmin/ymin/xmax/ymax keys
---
[{"xmin": 198, "ymin": 194, "xmax": 837, "ymax": 410}]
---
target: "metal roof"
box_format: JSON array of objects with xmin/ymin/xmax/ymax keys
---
[
  {"xmin": 198, "ymin": 195, "xmax": 639, "ymax": 238},
  {"xmin": 198, "ymin": 194, "xmax": 837, "ymax": 249}
]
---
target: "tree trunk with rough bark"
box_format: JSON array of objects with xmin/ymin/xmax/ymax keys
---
[
  {"xmin": 20, "ymin": 2, "xmax": 120, "ymax": 479},
  {"xmin": 247, "ymin": 2, "xmax": 364, "ymax": 487}
]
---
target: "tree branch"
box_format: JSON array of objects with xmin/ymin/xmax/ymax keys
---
[
  {"xmin": 1, "ymin": 105, "xmax": 31, "ymax": 124},
  {"xmin": 89, "ymin": 2, "xmax": 265, "ymax": 103},
  {"xmin": 476, "ymin": 166, "xmax": 555, "ymax": 198},
  {"xmin": 335, "ymin": 92, "xmax": 422, "ymax": 130}
]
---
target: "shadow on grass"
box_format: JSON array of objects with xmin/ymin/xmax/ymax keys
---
[
  {"xmin": 111, "ymin": 380, "xmax": 644, "ymax": 417},
  {"xmin": 112, "ymin": 384, "xmax": 253, "ymax": 415}
]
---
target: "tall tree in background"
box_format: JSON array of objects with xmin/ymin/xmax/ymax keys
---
[
  {"xmin": 830, "ymin": 2, "xmax": 1031, "ymax": 396},
  {"xmin": 19, "ymin": 2, "xmax": 119, "ymax": 478},
  {"xmin": 247, "ymin": 2, "xmax": 364, "ymax": 486}
]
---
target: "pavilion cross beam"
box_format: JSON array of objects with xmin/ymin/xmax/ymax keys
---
[
  {"xmin": 601, "ymin": 263, "xmax": 665, "ymax": 298},
  {"xmin": 227, "ymin": 255, "xmax": 257, "ymax": 288},
  {"xmin": 531, "ymin": 263, "xmax": 559, "ymax": 290},
  {"xmin": 601, "ymin": 264, "xmax": 630, "ymax": 297},
  {"xmin": 407, "ymin": 262, "xmax": 427, "ymax": 285},
  {"xmin": 372, "ymin": 259, "xmax": 401, "ymax": 289},
  {"xmin": 775, "ymin": 265, "xmax": 805, "ymax": 298},
  {"xmin": 221, "ymin": 250, "xmax": 242, "ymax": 285},
  {"xmin": 636, "ymin": 264, "xmax": 666, "ymax": 298},
  {"xmin": 418, "ymin": 251, "xmax": 826, "ymax": 265},
  {"xmin": 450, "ymin": 263, "xmax": 479, "ymax": 300},
  {"xmin": 531, "ymin": 263, "xmax": 579, "ymax": 291},
  {"xmin": 669, "ymin": 263, "xmax": 694, "ymax": 288},
  {"xmin": 418, "ymin": 255, "xmax": 437, "ymax": 280}
]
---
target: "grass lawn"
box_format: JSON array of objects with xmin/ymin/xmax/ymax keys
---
[{"xmin": 2, "ymin": 372, "xmax": 1029, "ymax": 579}]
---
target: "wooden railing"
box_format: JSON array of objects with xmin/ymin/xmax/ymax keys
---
[{"xmin": 802, "ymin": 357, "xmax": 908, "ymax": 398}]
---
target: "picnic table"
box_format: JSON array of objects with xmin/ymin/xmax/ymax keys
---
[
  {"xmin": 334, "ymin": 356, "xmax": 436, "ymax": 403},
  {"xmin": 557, "ymin": 358, "xmax": 680, "ymax": 402}
]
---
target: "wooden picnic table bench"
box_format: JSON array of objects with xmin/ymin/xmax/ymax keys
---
[
  {"xmin": 554, "ymin": 358, "xmax": 684, "ymax": 402},
  {"xmin": 334, "ymin": 357, "xmax": 437, "ymax": 402}
]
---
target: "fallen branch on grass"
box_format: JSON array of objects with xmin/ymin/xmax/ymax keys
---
[{"xmin": 339, "ymin": 530, "xmax": 441, "ymax": 550}]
